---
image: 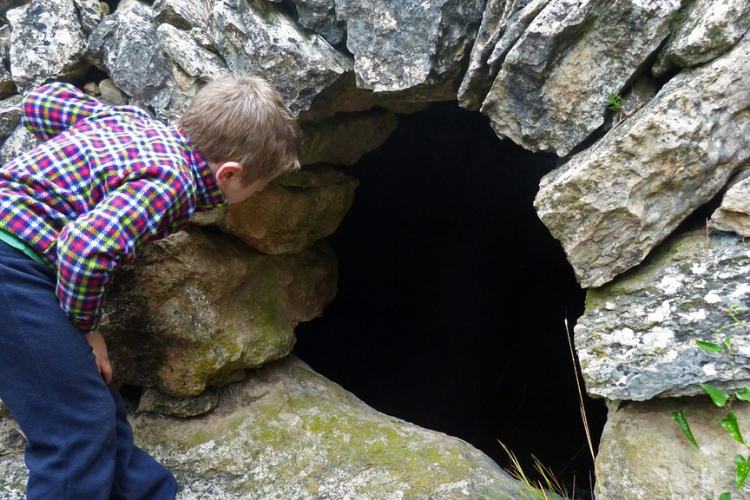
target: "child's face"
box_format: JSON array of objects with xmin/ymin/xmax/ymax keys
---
[{"xmin": 210, "ymin": 161, "xmax": 269, "ymax": 205}]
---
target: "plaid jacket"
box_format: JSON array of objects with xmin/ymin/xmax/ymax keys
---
[{"xmin": 0, "ymin": 82, "xmax": 226, "ymax": 334}]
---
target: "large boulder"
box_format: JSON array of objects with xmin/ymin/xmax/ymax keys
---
[
  {"xmin": 0, "ymin": 357, "xmax": 555, "ymax": 500},
  {"xmin": 192, "ymin": 166, "xmax": 359, "ymax": 255},
  {"xmin": 100, "ymin": 227, "xmax": 338, "ymax": 397},
  {"xmin": 534, "ymin": 34, "xmax": 750, "ymax": 288},
  {"xmin": 208, "ymin": 0, "xmax": 352, "ymax": 116},
  {"xmin": 653, "ymin": 0, "xmax": 750, "ymax": 76},
  {"xmin": 7, "ymin": 0, "xmax": 89, "ymax": 93},
  {"xmin": 575, "ymin": 229, "xmax": 750, "ymax": 401},
  {"xmin": 337, "ymin": 0, "xmax": 485, "ymax": 100},
  {"xmin": 480, "ymin": 0, "xmax": 682, "ymax": 156},
  {"xmin": 596, "ymin": 398, "xmax": 750, "ymax": 500}
]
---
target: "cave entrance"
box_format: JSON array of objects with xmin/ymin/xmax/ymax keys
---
[{"xmin": 293, "ymin": 101, "xmax": 607, "ymax": 495}]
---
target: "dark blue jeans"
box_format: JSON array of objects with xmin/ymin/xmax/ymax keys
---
[{"xmin": 0, "ymin": 241, "xmax": 177, "ymax": 499}]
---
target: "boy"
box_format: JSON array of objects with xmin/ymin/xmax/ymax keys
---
[{"xmin": 0, "ymin": 74, "xmax": 300, "ymax": 499}]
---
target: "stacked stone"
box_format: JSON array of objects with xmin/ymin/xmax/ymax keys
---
[{"xmin": 2, "ymin": 0, "xmax": 750, "ymax": 497}]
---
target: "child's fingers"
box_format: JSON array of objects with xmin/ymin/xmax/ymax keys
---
[{"xmin": 100, "ymin": 358, "xmax": 113, "ymax": 385}]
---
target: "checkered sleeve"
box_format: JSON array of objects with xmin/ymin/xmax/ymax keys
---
[
  {"xmin": 55, "ymin": 168, "xmax": 192, "ymax": 334},
  {"xmin": 21, "ymin": 82, "xmax": 109, "ymax": 141}
]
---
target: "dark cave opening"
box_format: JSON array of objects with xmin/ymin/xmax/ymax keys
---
[{"xmin": 293, "ymin": 101, "xmax": 608, "ymax": 495}]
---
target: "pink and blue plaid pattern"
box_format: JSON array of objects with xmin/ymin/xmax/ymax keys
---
[{"xmin": 0, "ymin": 82, "xmax": 226, "ymax": 333}]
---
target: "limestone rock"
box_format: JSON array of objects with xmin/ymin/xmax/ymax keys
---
[
  {"xmin": 100, "ymin": 227, "xmax": 338, "ymax": 397},
  {"xmin": 653, "ymin": 0, "xmax": 750, "ymax": 77},
  {"xmin": 711, "ymin": 170, "xmax": 750, "ymax": 237},
  {"xmin": 337, "ymin": 0, "xmax": 485, "ymax": 101},
  {"xmin": 481, "ymin": 0, "xmax": 681, "ymax": 156},
  {"xmin": 153, "ymin": 0, "xmax": 207, "ymax": 30},
  {"xmin": 0, "ymin": 95, "xmax": 21, "ymax": 143},
  {"xmin": 138, "ymin": 388, "xmax": 219, "ymax": 417},
  {"xmin": 195, "ymin": 166, "xmax": 358, "ymax": 255},
  {"xmin": 576, "ymin": 230, "xmax": 750, "ymax": 401},
  {"xmin": 87, "ymin": 0, "xmax": 176, "ymax": 119},
  {"xmin": 534, "ymin": 35, "xmax": 750, "ymax": 288},
  {"xmin": 0, "ymin": 125, "xmax": 39, "ymax": 165},
  {"xmin": 156, "ymin": 23, "xmax": 227, "ymax": 81},
  {"xmin": 288, "ymin": 0, "xmax": 344, "ymax": 46},
  {"xmin": 7, "ymin": 0, "xmax": 89, "ymax": 93},
  {"xmin": 596, "ymin": 398, "xmax": 750, "ymax": 500},
  {"xmin": 301, "ymin": 109, "xmax": 398, "ymax": 165},
  {"xmin": 208, "ymin": 0, "xmax": 352, "ymax": 116},
  {"xmin": 98, "ymin": 78, "xmax": 128, "ymax": 105},
  {"xmin": 0, "ymin": 357, "xmax": 554, "ymax": 499},
  {"xmin": 73, "ymin": 0, "xmax": 105, "ymax": 35},
  {"xmin": 458, "ymin": 0, "xmax": 549, "ymax": 111}
]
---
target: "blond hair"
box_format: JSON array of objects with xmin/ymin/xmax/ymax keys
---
[{"xmin": 180, "ymin": 74, "xmax": 301, "ymax": 184}]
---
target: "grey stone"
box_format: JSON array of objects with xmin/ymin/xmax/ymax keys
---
[
  {"xmin": 575, "ymin": 230, "xmax": 750, "ymax": 401},
  {"xmin": 196, "ymin": 165, "xmax": 358, "ymax": 254},
  {"xmin": 458, "ymin": 0, "xmax": 549, "ymax": 111},
  {"xmin": 653, "ymin": 0, "xmax": 750, "ymax": 77},
  {"xmin": 156, "ymin": 23, "xmax": 227, "ymax": 81},
  {"xmin": 138, "ymin": 388, "xmax": 219, "ymax": 417},
  {"xmin": 301, "ymin": 109, "xmax": 398, "ymax": 165},
  {"xmin": 7, "ymin": 0, "xmax": 89, "ymax": 93},
  {"xmin": 288, "ymin": 0, "xmax": 344, "ymax": 46},
  {"xmin": 0, "ymin": 125, "xmax": 40, "ymax": 166},
  {"xmin": 153, "ymin": 0, "xmax": 207, "ymax": 30},
  {"xmin": 98, "ymin": 79, "xmax": 128, "ymax": 105},
  {"xmin": 0, "ymin": 0, "xmax": 26, "ymax": 18},
  {"xmin": 0, "ymin": 95, "xmax": 21, "ymax": 143},
  {"xmin": 711, "ymin": 168, "xmax": 750, "ymax": 237},
  {"xmin": 534, "ymin": 34, "xmax": 750, "ymax": 288},
  {"xmin": 100, "ymin": 227, "xmax": 338, "ymax": 397},
  {"xmin": 73, "ymin": 0, "xmax": 105, "ymax": 35},
  {"xmin": 87, "ymin": 0, "xmax": 173, "ymax": 117},
  {"xmin": 337, "ymin": 0, "xmax": 485, "ymax": 101},
  {"xmin": 481, "ymin": 0, "xmax": 682, "ymax": 156},
  {"xmin": 208, "ymin": 0, "xmax": 352, "ymax": 116},
  {"xmin": 596, "ymin": 398, "xmax": 750, "ymax": 500},
  {"xmin": 0, "ymin": 357, "xmax": 555, "ymax": 500}
]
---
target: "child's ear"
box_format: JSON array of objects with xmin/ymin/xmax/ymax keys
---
[{"xmin": 214, "ymin": 162, "xmax": 244, "ymax": 183}]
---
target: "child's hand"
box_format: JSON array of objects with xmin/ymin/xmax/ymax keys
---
[{"xmin": 86, "ymin": 331, "xmax": 113, "ymax": 385}]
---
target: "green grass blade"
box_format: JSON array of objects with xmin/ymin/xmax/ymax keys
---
[
  {"xmin": 700, "ymin": 384, "xmax": 731, "ymax": 407},
  {"xmin": 697, "ymin": 341, "xmax": 724, "ymax": 353},
  {"xmin": 671, "ymin": 409, "xmax": 698, "ymax": 447},
  {"xmin": 719, "ymin": 492, "xmax": 732, "ymax": 500},
  {"xmin": 721, "ymin": 412, "xmax": 745, "ymax": 444}
]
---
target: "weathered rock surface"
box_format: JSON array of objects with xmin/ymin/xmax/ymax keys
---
[
  {"xmin": 337, "ymin": 0, "xmax": 485, "ymax": 100},
  {"xmin": 208, "ymin": 0, "xmax": 352, "ymax": 116},
  {"xmin": 193, "ymin": 166, "xmax": 357, "ymax": 254},
  {"xmin": 535, "ymin": 34, "xmax": 750, "ymax": 288},
  {"xmin": 87, "ymin": 0, "xmax": 182, "ymax": 120},
  {"xmin": 711, "ymin": 169, "xmax": 750, "ymax": 237},
  {"xmin": 458, "ymin": 0, "xmax": 549, "ymax": 111},
  {"xmin": 138, "ymin": 388, "xmax": 219, "ymax": 418},
  {"xmin": 301, "ymin": 109, "xmax": 398, "ymax": 165},
  {"xmin": 0, "ymin": 357, "xmax": 553, "ymax": 500},
  {"xmin": 576, "ymin": 230, "xmax": 750, "ymax": 401},
  {"xmin": 288, "ymin": 0, "xmax": 344, "ymax": 46},
  {"xmin": 7, "ymin": 0, "xmax": 89, "ymax": 93},
  {"xmin": 156, "ymin": 23, "xmax": 227, "ymax": 82},
  {"xmin": 153, "ymin": 0, "xmax": 207, "ymax": 30},
  {"xmin": 596, "ymin": 398, "xmax": 750, "ymax": 500},
  {"xmin": 653, "ymin": 0, "xmax": 750, "ymax": 77},
  {"xmin": 101, "ymin": 227, "xmax": 338, "ymax": 397},
  {"xmin": 481, "ymin": 0, "xmax": 681, "ymax": 156},
  {"xmin": 0, "ymin": 125, "xmax": 39, "ymax": 166},
  {"xmin": 0, "ymin": 95, "xmax": 21, "ymax": 142}
]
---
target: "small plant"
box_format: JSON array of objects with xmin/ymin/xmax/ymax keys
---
[
  {"xmin": 479, "ymin": 442, "xmax": 568, "ymax": 500},
  {"xmin": 605, "ymin": 92, "xmax": 625, "ymax": 113},
  {"xmin": 672, "ymin": 305, "xmax": 750, "ymax": 499}
]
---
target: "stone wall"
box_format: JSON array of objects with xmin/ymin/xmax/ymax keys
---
[{"xmin": 1, "ymin": 0, "xmax": 750, "ymax": 498}]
